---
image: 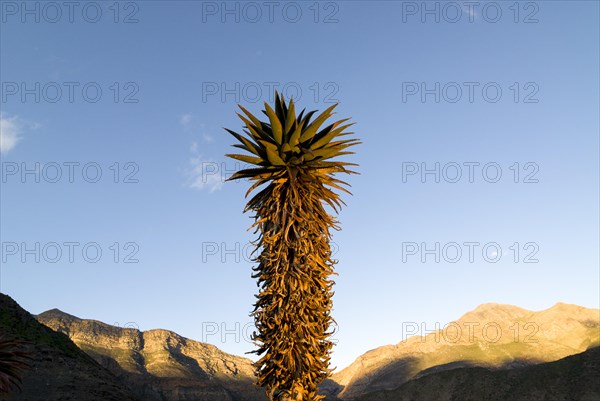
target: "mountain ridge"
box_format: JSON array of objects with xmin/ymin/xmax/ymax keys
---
[
  {"xmin": 35, "ymin": 307, "xmax": 267, "ymax": 401},
  {"xmin": 328, "ymin": 302, "xmax": 600, "ymax": 399},
  {"xmin": 355, "ymin": 346, "xmax": 600, "ymax": 401},
  {"xmin": 0, "ymin": 293, "xmax": 140, "ymax": 401},
  {"xmin": 3, "ymin": 294, "xmax": 598, "ymax": 401}
]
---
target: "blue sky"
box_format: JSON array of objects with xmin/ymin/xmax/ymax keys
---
[{"xmin": 1, "ymin": 1, "xmax": 598, "ymax": 370}]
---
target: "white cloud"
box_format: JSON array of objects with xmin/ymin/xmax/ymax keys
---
[
  {"xmin": 0, "ymin": 113, "xmax": 38, "ymax": 154},
  {"xmin": 180, "ymin": 113, "xmax": 194, "ymax": 130},
  {"xmin": 180, "ymin": 113, "xmax": 212, "ymax": 143},
  {"xmin": 0, "ymin": 114, "xmax": 20, "ymax": 153},
  {"xmin": 187, "ymin": 156, "xmax": 224, "ymax": 193},
  {"xmin": 185, "ymin": 141, "xmax": 223, "ymax": 193}
]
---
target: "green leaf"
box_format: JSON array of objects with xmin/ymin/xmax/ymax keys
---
[
  {"xmin": 288, "ymin": 120, "xmax": 304, "ymax": 147},
  {"xmin": 284, "ymin": 99, "xmax": 296, "ymax": 135},
  {"xmin": 303, "ymin": 147, "xmax": 340, "ymax": 162},
  {"xmin": 258, "ymin": 139, "xmax": 279, "ymax": 153},
  {"xmin": 237, "ymin": 114, "xmax": 271, "ymax": 143},
  {"xmin": 238, "ymin": 105, "xmax": 262, "ymax": 127},
  {"xmin": 226, "ymin": 167, "xmax": 277, "ymax": 181},
  {"xmin": 225, "ymin": 153, "xmax": 265, "ymax": 165},
  {"xmin": 300, "ymin": 110, "xmax": 318, "ymax": 128},
  {"xmin": 296, "ymin": 108, "xmax": 306, "ymax": 123},
  {"xmin": 275, "ymin": 91, "xmax": 286, "ymax": 123},
  {"xmin": 299, "ymin": 104, "xmax": 338, "ymax": 143},
  {"xmin": 311, "ymin": 122, "xmax": 355, "ymax": 149},
  {"xmin": 224, "ymin": 128, "xmax": 262, "ymax": 156},
  {"xmin": 264, "ymin": 103, "xmax": 283, "ymax": 144},
  {"xmin": 320, "ymin": 150, "xmax": 355, "ymax": 161},
  {"xmin": 265, "ymin": 147, "xmax": 286, "ymax": 166}
]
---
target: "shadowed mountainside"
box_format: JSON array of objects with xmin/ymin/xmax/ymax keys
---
[
  {"xmin": 355, "ymin": 346, "xmax": 600, "ymax": 401},
  {"xmin": 326, "ymin": 302, "xmax": 600, "ymax": 399},
  {"xmin": 36, "ymin": 308, "xmax": 267, "ymax": 401},
  {"xmin": 0, "ymin": 293, "xmax": 140, "ymax": 401}
]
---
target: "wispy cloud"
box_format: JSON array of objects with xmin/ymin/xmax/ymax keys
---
[
  {"xmin": 0, "ymin": 113, "xmax": 39, "ymax": 154},
  {"xmin": 185, "ymin": 141, "xmax": 223, "ymax": 193},
  {"xmin": 180, "ymin": 113, "xmax": 194, "ymax": 130},
  {"xmin": 180, "ymin": 113, "xmax": 213, "ymax": 143}
]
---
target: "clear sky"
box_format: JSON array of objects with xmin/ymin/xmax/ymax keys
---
[{"xmin": 1, "ymin": 1, "xmax": 598, "ymax": 370}]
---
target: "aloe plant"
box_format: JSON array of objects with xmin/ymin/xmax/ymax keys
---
[
  {"xmin": 225, "ymin": 92, "xmax": 359, "ymax": 400},
  {"xmin": 0, "ymin": 337, "xmax": 31, "ymax": 394}
]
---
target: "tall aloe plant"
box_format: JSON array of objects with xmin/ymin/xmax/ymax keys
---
[{"xmin": 224, "ymin": 92, "xmax": 359, "ymax": 400}]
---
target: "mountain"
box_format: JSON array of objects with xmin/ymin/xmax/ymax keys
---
[
  {"xmin": 36, "ymin": 308, "xmax": 267, "ymax": 401},
  {"xmin": 327, "ymin": 302, "xmax": 600, "ymax": 399},
  {"xmin": 3, "ymin": 293, "xmax": 598, "ymax": 401},
  {"xmin": 355, "ymin": 346, "xmax": 600, "ymax": 401},
  {"xmin": 0, "ymin": 293, "xmax": 140, "ymax": 401}
]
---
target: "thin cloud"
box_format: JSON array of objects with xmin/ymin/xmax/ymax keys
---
[
  {"xmin": 185, "ymin": 141, "xmax": 223, "ymax": 193},
  {"xmin": 180, "ymin": 113, "xmax": 213, "ymax": 143},
  {"xmin": 180, "ymin": 113, "xmax": 194, "ymax": 130},
  {"xmin": 0, "ymin": 113, "xmax": 39, "ymax": 154}
]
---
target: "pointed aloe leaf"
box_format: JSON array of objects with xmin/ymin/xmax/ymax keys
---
[
  {"xmin": 237, "ymin": 114, "xmax": 271, "ymax": 143},
  {"xmin": 265, "ymin": 147, "xmax": 286, "ymax": 166},
  {"xmin": 325, "ymin": 138, "xmax": 361, "ymax": 148},
  {"xmin": 258, "ymin": 139, "xmax": 279, "ymax": 153},
  {"xmin": 226, "ymin": 153, "xmax": 265, "ymax": 165},
  {"xmin": 300, "ymin": 110, "xmax": 318, "ymax": 128},
  {"xmin": 288, "ymin": 120, "xmax": 304, "ymax": 147},
  {"xmin": 275, "ymin": 92, "xmax": 286, "ymax": 123},
  {"xmin": 264, "ymin": 103, "xmax": 283, "ymax": 144},
  {"xmin": 224, "ymin": 128, "xmax": 262, "ymax": 156},
  {"xmin": 320, "ymin": 150, "xmax": 355, "ymax": 161},
  {"xmin": 238, "ymin": 105, "xmax": 262, "ymax": 127},
  {"xmin": 311, "ymin": 123, "xmax": 355, "ymax": 149},
  {"xmin": 313, "ymin": 118, "xmax": 352, "ymax": 141},
  {"xmin": 231, "ymin": 143, "xmax": 254, "ymax": 154},
  {"xmin": 304, "ymin": 147, "xmax": 341, "ymax": 162},
  {"xmin": 296, "ymin": 108, "xmax": 306, "ymax": 123},
  {"xmin": 299, "ymin": 104, "xmax": 338, "ymax": 143},
  {"xmin": 284, "ymin": 99, "xmax": 296, "ymax": 135},
  {"xmin": 227, "ymin": 167, "xmax": 278, "ymax": 181}
]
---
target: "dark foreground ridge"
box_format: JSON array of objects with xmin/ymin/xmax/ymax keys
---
[{"xmin": 0, "ymin": 292, "xmax": 139, "ymax": 401}]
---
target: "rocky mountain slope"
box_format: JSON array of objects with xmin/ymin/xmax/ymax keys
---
[
  {"xmin": 36, "ymin": 308, "xmax": 267, "ymax": 401},
  {"xmin": 3, "ymin": 292, "xmax": 598, "ymax": 401},
  {"xmin": 355, "ymin": 346, "xmax": 600, "ymax": 401},
  {"xmin": 0, "ymin": 293, "xmax": 139, "ymax": 401},
  {"xmin": 327, "ymin": 302, "xmax": 600, "ymax": 399}
]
